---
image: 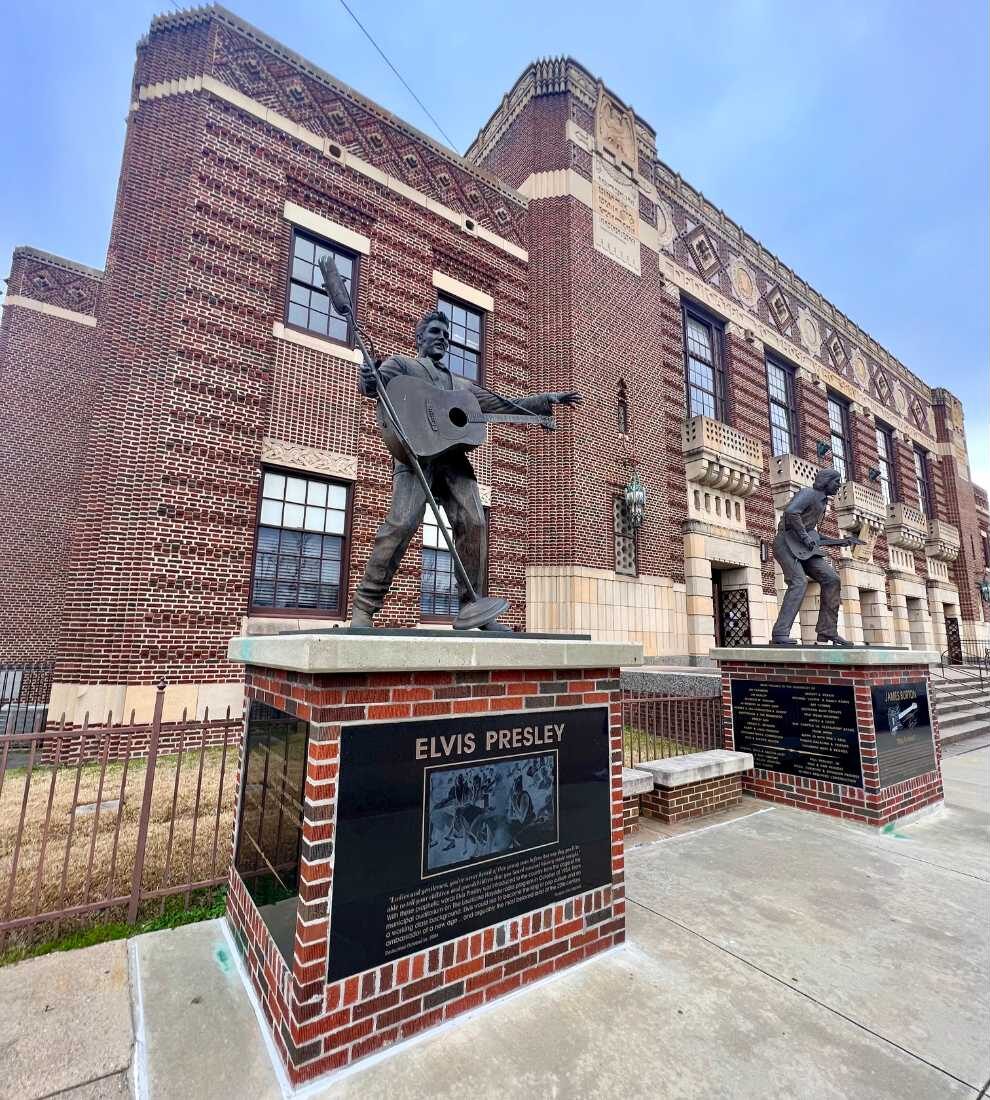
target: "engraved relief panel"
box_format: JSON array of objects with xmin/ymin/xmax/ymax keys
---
[
  {"xmin": 592, "ymin": 157, "xmax": 641, "ymax": 275},
  {"xmin": 850, "ymin": 349, "xmax": 870, "ymax": 387},
  {"xmin": 261, "ymin": 438, "xmax": 358, "ymax": 480},
  {"xmin": 826, "ymin": 332, "xmax": 846, "ymax": 370},
  {"xmin": 655, "ymin": 199, "xmax": 677, "ymax": 251},
  {"xmin": 728, "ymin": 256, "xmax": 760, "ymax": 310},
  {"xmin": 796, "ymin": 308, "xmax": 821, "ymax": 356},
  {"xmin": 892, "ymin": 381, "xmax": 909, "ymax": 416},
  {"xmin": 686, "ymin": 228, "xmax": 720, "ymax": 276},
  {"xmin": 595, "ymin": 86, "xmax": 638, "ymax": 170},
  {"xmin": 766, "ymin": 285, "xmax": 793, "ymax": 331}
]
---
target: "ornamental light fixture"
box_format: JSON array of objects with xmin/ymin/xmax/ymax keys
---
[
  {"xmin": 978, "ymin": 579, "xmax": 990, "ymax": 603},
  {"xmin": 816, "ymin": 440, "xmax": 832, "ymax": 461},
  {"xmin": 624, "ymin": 472, "xmax": 646, "ymax": 529}
]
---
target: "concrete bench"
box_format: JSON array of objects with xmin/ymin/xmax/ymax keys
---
[
  {"xmin": 621, "ymin": 767, "xmax": 654, "ymax": 833},
  {"xmin": 636, "ymin": 750, "xmax": 753, "ymax": 824}
]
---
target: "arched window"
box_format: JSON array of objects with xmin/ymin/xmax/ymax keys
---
[{"xmin": 617, "ymin": 379, "xmax": 629, "ymax": 434}]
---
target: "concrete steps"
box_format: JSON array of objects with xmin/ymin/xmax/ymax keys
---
[{"xmin": 930, "ymin": 673, "xmax": 990, "ymax": 743}]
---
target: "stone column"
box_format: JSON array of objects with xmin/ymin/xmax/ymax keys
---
[
  {"xmin": 887, "ymin": 583, "xmax": 911, "ymax": 647},
  {"xmin": 684, "ymin": 536, "xmax": 716, "ymax": 659}
]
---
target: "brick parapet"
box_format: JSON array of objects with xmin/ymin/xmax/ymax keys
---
[
  {"xmin": 719, "ymin": 659, "xmax": 943, "ymax": 826},
  {"xmin": 227, "ymin": 663, "xmax": 624, "ymax": 1085}
]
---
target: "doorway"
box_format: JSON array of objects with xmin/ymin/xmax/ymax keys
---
[{"xmin": 713, "ymin": 570, "xmax": 752, "ymax": 647}]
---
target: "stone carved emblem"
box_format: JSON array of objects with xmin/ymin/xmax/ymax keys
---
[
  {"xmin": 826, "ymin": 332, "xmax": 846, "ymax": 368},
  {"xmin": 892, "ymin": 381, "xmax": 908, "ymax": 416},
  {"xmin": 687, "ymin": 228, "xmax": 719, "ymax": 276},
  {"xmin": 766, "ymin": 285, "xmax": 792, "ymax": 330},
  {"xmin": 796, "ymin": 308, "xmax": 821, "ymax": 356},
  {"xmin": 850, "ymin": 349, "xmax": 869, "ymax": 387},
  {"xmin": 655, "ymin": 200, "xmax": 676, "ymax": 251},
  {"xmin": 595, "ymin": 86, "xmax": 638, "ymax": 170},
  {"xmin": 728, "ymin": 256, "xmax": 760, "ymax": 309}
]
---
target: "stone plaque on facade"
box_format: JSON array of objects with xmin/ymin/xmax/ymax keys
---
[
  {"xmin": 593, "ymin": 157, "xmax": 641, "ymax": 275},
  {"xmin": 326, "ymin": 706, "xmax": 612, "ymax": 981},
  {"xmin": 871, "ymin": 682, "xmax": 937, "ymax": 787},
  {"xmin": 730, "ymin": 680, "xmax": 863, "ymax": 787}
]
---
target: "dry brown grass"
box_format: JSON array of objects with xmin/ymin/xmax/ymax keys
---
[{"xmin": 0, "ymin": 745, "xmax": 237, "ymax": 929}]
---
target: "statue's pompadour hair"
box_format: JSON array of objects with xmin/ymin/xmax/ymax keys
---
[{"xmin": 415, "ymin": 310, "xmax": 450, "ymax": 345}]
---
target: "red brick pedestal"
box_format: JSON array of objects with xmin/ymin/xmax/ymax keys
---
[
  {"xmin": 714, "ymin": 646, "xmax": 944, "ymax": 827},
  {"xmin": 226, "ymin": 632, "xmax": 641, "ymax": 1087}
]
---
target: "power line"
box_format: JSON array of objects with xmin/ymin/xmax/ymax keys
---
[{"xmin": 335, "ymin": 0, "xmax": 457, "ymax": 149}]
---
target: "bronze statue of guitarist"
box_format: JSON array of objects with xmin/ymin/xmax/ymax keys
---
[
  {"xmin": 350, "ymin": 309, "xmax": 580, "ymax": 629},
  {"xmin": 771, "ymin": 467, "xmax": 864, "ymax": 646}
]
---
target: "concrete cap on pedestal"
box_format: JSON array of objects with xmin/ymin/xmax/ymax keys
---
[
  {"xmin": 227, "ymin": 632, "xmax": 644, "ymax": 674},
  {"xmin": 710, "ymin": 646, "xmax": 940, "ymax": 667}
]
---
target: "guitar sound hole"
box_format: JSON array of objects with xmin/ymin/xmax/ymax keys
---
[{"xmin": 448, "ymin": 407, "xmax": 468, "ymax": 428}]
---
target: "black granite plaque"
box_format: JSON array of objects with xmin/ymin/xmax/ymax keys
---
[
  {"xmin": 327, "ymin": 706, "xmax": 612, "ymax": 982},
  {"xmin": 872, "ymin": 682, "xmax": 936, "ymax": 786},
  {"xmin": 730, "ymin": 679, "xmax": 863, "ymax": 787}
]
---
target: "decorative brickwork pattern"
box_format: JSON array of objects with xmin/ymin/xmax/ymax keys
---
[
  {"xmin": 227, "ymin": 664, "xmax": 624, "ymax": 1085},
  {"xmin": 720, "ymin": 659, "xmax": 943, "ymax": 826},
  {"xmin": 0, "ymin": 250, "xmax": 101, "ymax": 666}
]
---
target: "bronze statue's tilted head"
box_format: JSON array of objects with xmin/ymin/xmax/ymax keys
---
[
  {"xmin": 813, "ymin": 467, "xmax": 842, "ymax": 495},
  {"xmin": 415, "ymin": 310, "xmax": 450, "ymax": 360}
]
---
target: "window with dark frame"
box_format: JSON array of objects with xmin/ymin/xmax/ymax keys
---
[
  {"xmin": 683, "ymin": 303, "xmax": 725, "ymax": 421},
  {"xmin": 826, "ymin": 393, "xmax": 853, "ymax": 482},
  {"xmin": 875, "ymin": 423, "xmax": 898, "ymax": 504},
  {"xmin": 251, "ymin": 469, "xmax": 350, "ymax": 615},
  {"xmin": 613, "ymin": 495, "xmax": 637, "ymax": 576},
  {"xmin": 913, "ymin": 447, "xmax": 934, "ymax": 518},
  {"xmin": 421, "ymin": 506, "xmax": 460, "ymax": 619},
  {"xmin": 981, "ymin": 531, "xmax": 990, "ymax": 568},
  {"xmin": 765, "ymin": 355, "xmax": 799, "ymax": 457},
  {"xmin": 420, "ymin": 506, "xmax": 489, "ymax": 619},
  {"xmin": 286, "ymin": 229, "xmax": 356, "ymax": 345},
  {"xmin": 437, "ymin": 294, "xmax": 483, "ymax": 383}
]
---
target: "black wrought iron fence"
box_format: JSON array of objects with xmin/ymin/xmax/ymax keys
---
[
  {"xmin": 621, "ymin": 690, "xmax": 722, "ymax": 766},
  {"xmin": 0, "ymin": 682, "xmax": 241, "ymax": 945},
  {"xmin": 0, "ymin": 661, "xmax": 54, "ymax": 736}
]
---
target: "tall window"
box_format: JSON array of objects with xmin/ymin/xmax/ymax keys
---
[
  {"xmin": 617, "ymin": 379, "xmax": 629, "ymax": 434},
  {"xmin": 765, "ymin": 355, "xmax": 799, "ymax": 457},
  {"xmin": 613, "ymin": 495, "xmax": 637, "ymax": 576},
  {"xmin": 421, "ymin": 507, "xmax": 459, "ymax": 619},
  {"xmin": 914, "ymin": 447, "xmax": 933, "ymax": 518},
  {"xmin": 251, "ymin": 470, "xmax": 350, "ymax": 614},
  {"xmin": 827, "ymin": 394, "xmax": 853, "ymax": 482},
  {"xmin": 437, "ymin": 295, "xmax": 483, "ymax": 382},
  {"xmin": 286, "ymin": 229, "xmax": 356, "ymax": 345},
  {"xmin": 683, "ymin": 303, "xmax": 725, "ymax": 421},
  {"xmin": 875, "ymin": 423, "xmax": 897, "ymax": 504}
]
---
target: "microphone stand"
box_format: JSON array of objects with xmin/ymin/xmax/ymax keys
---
[{"xmin": 319, "ymin": 257, "xmax": 508, "ymax": 630}]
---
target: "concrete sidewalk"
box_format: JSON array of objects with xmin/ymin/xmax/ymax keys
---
[{"xmin": 3, "ymin": 737, "xmax": 987, "ymax": 1100}]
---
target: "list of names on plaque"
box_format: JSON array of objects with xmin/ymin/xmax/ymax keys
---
[{"xmin": 730, "ymin": 679, "xmax": 863, "ymax": 787}]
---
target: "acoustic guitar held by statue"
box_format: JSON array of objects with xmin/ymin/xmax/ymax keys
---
[
  {"xmin": 377, "ymin": 374, "xmax": 556, "ymax": 463},
  {"xmin": 784, "ymin": 529, "xmax": 866, "ymax": 562}
]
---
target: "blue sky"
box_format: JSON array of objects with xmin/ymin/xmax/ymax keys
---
[{"xmin": 2, "ymin": 0, "xmax": 986, "ymax": 484}]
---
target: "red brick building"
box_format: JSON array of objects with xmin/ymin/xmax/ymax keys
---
[{"xmin": 1, "ymin": 6, "xmax": 987, "ymax": 724}]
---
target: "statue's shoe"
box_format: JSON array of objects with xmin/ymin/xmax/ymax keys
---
[
  {"xmin": 480, "ymin": 620, "xmax": 514, "ymax": 632},
  {"xmin": 770, "ymin": 636, "xmax": 797, "ymax": 646},
  {"xmin": 817, "ymin": 632, "xmax": 853, "ymax": 647}
]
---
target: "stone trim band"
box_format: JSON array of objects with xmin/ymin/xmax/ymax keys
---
[{"xmin": 1, "ymin": 295, "xmax": 97, "ymax": 328}]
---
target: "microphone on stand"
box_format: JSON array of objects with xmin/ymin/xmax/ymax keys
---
[{"xmin": 319, "ymin": 256, "xmax": 354, "ymax": 318}]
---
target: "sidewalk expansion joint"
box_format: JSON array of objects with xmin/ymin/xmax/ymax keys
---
[{"xmin": 627, "ymin": 896, "xmax": 982, "ymax": 1095}]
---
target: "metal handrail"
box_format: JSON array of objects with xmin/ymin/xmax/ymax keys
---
[{"xmin": 937, "ymin": 645, "xmax": 988, "ymax": 689}]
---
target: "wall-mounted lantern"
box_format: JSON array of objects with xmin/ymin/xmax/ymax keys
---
[
  {"xmin": 978, "ymin": 579, "xmax": 990, "ymax": 603},
  {"xmin": 816, "ymin": 440, "xmax": 832, "ymax": 461},
  {"xmin": 624, "ymin": 472, "xmax": 646, "ymax": 529}
]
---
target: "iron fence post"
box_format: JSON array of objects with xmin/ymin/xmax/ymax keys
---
[{"xmin": 127, "ymin": 680, "xmax": 165, "ymax": 923}]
